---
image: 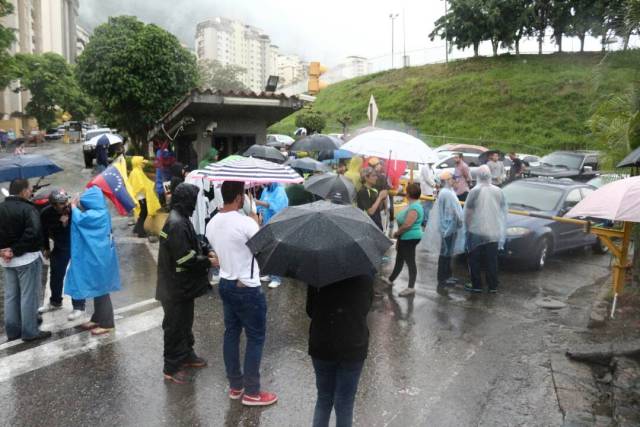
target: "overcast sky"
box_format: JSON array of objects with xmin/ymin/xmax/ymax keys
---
[{"xmin": 79, "ymin": 0, "xmax": 632, "ymax": 70}]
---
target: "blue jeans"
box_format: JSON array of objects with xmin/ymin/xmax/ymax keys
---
[
  {"xmin": 218, "ymin": 278, "xmax": 267, "ymax": 395},
  {"xmin": 421, "ymin": 200, "xmax": 433, "ymax": 226},
  {"xmin": 312, "ymin": 358, "xmax": 365, "ymax": 427},
  {"xmin": 3, "ymin": 258, "xmax": 42, "ymax": 340}
]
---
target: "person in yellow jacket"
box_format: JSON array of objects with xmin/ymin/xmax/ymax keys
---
[
  {"xmin": 129, "ymin": 156, "xmax": 161, "ymax": 238},
  {"xmin": 345, "ymin": 157, "xmax": 364, "ymax": 192}
]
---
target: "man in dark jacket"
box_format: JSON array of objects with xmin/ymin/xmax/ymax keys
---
[
  {"xmin": 306, "ymin": 274, "xmax": 374, "ymax": 426},
  {"xmin": 39, "ymin": 190, "xmax": 86, "ymax": 320},
  {"xmin": 156, "ymin": 183, "xmax": 216, "ymax": 384},
  {"xmin": 0, "ymin": 179, "xmax": 50, "ymax": 342}
]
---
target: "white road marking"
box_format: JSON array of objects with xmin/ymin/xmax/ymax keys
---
[{"xmin": 0, "ymin": 306, "xmax": 164, "ymax": 382}]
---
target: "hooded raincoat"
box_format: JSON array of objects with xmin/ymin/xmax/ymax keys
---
[
  {"xmin": 422, "ymin": 186, "xmax": 465, "ymax": 256},
  {"xmin": 258, "ymin": 183, "xmax": 288, "ymax": 224},
  {"xmin": 462, "ymin": 166, "xmax": 508, "ymax": 252},
  {"xmin": 129, "ymin": 156, "xmax": 161, "ymax": 217},
  {"xmin": 64, "ymin": 187, "xmax": 121, "ymax": 299}
]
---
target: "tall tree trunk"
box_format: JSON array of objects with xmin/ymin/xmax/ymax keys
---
[
  {"xmin": 492, "ymin": 39, "xmax": 499, "ymax": 57},
  {"xmin": 601, "ymin": 33, "xmax": 607, "ymax": 52},
  {"xmin": 515, "ymin": 38, "xmax": 520, "ymax": 55},
  {"xmin": 473, "ymin": 41, "xmax": 479, "ymax": 57},
  {"xmin": 579, "ymin": 34, "xmax": 585, "ymax": 52},
  {"xmin": 538, "ymin": 32, "xmax": 544, "ymax": 54},
  {"xmin": 557, "ymin": 35, "xmax": 563, "ymax": 53},
  {"xmin": 623, "ymin": 30, "xmax": 632, "ymax": 50}
]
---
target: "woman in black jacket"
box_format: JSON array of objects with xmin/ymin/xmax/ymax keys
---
[{"xmin": 306, "ymin": 274, "xmax": 374, "ymax": 427}]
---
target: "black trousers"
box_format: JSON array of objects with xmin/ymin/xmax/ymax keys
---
[
  {"xmin": 133, "ymin": 198, "xmax": 148, "ymax": 237},
  {"xmin": 437, "ymin": 234, "xmax": 457, "ymax": 285},
  {"xmin": 389, "ymin": 239, "xmax": 420, "ymax": 288},
  {"xmin": 90, "ymin": 294, "xmax": 114, "ymax": 328},
  {"xmin": 49, "ymin": 249, "xmax": 85, "ymax": 310},
  {"xmin": 161, "ymin": 299, "xmax": 196, "ymax": 375},
  {"xmin": 468, "ymin": 242, "xmax": 499, "ymax": 291}
]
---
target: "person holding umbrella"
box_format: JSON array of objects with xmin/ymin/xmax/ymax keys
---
[
  {"xmin": 205, "ymin": 181, "xmax": 278, "ymax": 406},
  {"xmin": 245, "ymin": 201, "xmax": 391, "ymax": 426},
  {"xmin": 255, "ymin": 183, "xmax": 289, "ymax": 289},
  {"xmin": 382, "ymin": 183, "xmax": 424, "ymax": 297}
]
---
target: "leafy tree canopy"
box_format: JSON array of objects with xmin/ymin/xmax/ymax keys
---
[
  {"xmin": 76, "ymin": 16, "xmax": 198, "ymax": 153},
  {"xmin": 198, "ymin": 59, "xmax": 247, "ymax": 92},
  {"xmin": 295, "ymin": 109, "xmax": 326, "ymax": 134},
  {"xmin": 12, "ymin": 52, "xmax": 91, "ymax": 129}
]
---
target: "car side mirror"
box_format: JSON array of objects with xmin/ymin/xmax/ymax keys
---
[{"xmin": 582, "ymin": 165, "xmax": 593, "ymax": 173}]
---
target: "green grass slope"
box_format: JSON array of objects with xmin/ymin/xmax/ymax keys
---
[{"xmin": 270, "ymin": 51, "xmax": 640, "ymax": 155}]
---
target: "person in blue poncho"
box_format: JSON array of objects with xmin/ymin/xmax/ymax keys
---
[
  {"xmin": 64, "ymin": 186, "xmax": 121, "ymax": 335},
  {"xmin": 255, "ymin": 183, "xmax": 288, "ymax": 288}
]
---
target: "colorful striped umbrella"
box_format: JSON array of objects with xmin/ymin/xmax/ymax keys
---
[{"xmin": 191, "ymin": 156, "xmax": 303, "ymax": 184}]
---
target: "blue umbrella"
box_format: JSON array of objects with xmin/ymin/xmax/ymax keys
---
[
  {"xmin": 0, "ymin": 154, "xmax": 63, "ymax": 182},
  {"xmin": 318, "ymin": 149, "xmax": 354, "ymax": 161}
]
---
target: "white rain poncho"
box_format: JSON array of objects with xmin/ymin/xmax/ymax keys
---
[
  {"xmin": 422, "ymin": 185, "xmax": 465, "ymax": 256},
  {"xmin": 462, "ymin": 165, "xmax": 508, "ymax": 252}
]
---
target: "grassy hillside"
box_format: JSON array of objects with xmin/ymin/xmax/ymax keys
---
[{"xmin": 270, "ymin": 51, "xmax": 640, "ymax": 156}]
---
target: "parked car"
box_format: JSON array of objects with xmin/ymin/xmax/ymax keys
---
[
  {"xmin": 500, "ymin": 178, "xmax": 607, "ymax": 270},
  {"xmin": 82, "ymin": 128, "xmax": 120, "ymax": 168},
  {"xmin": 527, "ymin": 151, "xmax": 599, "ymax": 182},
  {"xmin": 587, "ymin": 173, "xmax": 628, "ymax": 188},
  {"xmin": 44, "ymin": 128, "xmax": 63, "ymax": 141}
]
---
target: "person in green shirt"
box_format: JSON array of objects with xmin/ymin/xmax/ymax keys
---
[{"xmin": 383, "ymin": 183, "xmax": 424, "ymax": 297}]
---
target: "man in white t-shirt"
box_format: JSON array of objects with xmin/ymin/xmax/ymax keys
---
[{"xmin": 205, "ymin": 181, "xmax": 277, "ymax": 407}]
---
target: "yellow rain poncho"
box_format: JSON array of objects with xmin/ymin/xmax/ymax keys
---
[
  {"xmin": 345, "ymin": 157, "xmax": 364, "ymax": 191},
  {"xmin": 129, "ymin": 156, "xmax": 161, "ymax": 217}
]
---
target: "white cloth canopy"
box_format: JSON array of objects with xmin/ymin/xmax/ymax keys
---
[{"xmin": 340, "ymin": 129, "xmax": 438, "ymax": 164}]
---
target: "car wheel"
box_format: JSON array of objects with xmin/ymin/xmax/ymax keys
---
[
  {"xmin": 83, "ymin": 152, "xmax": 93, "ymax": 169},
  {"xmin": 592, "ymin": 238, "xmax": 608, "ymax": 255},
  {"xmin": 530, "ymin": 237, "xmax": 551, "ymax": 271}
]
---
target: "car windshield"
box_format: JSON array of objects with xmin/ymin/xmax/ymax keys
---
[
  {"xmin": 503, "ymin": 182, "xmax": 564, "ymax": 212},
  {"xmin": 539, "ymin": 153, "xmax": 582, "ymax": 169},
  {"xmin": 86, "ymin": 130, "xmax": 110, "ymax": 140}
]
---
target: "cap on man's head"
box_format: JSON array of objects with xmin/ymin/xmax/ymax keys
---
[
  {"xmin": 439, "ymin": 171, "xmax": 453, "ymax": 181},
  {"xmin": 368, "ymin": 157, "xmax": 380, "ymax": 167}
]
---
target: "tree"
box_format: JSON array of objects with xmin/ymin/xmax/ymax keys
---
[
  {"xmin": 0, "ymin": 0, "xmax": 15, "ymax": 91},
  {"xmin": 11, "ymin": 53, "xmax": 91, "ymax": 129},
  {"xmin": 295, "ymin": 109, "xmax": 326, "ymax": 134},
  {"xmin": 591, "ymin": 0, "xmax": 625, "ymax": 51},
  {"xmin": 198, "ymin": 59, "xmax": 247, "ymax": 91},
  {"xmin": 612, "ymin": 0, "xmax": 640, "ymax": 50},
  {"xmin": 430, "ymin": 0, "xmax": 488, "ymax": 57},
  {"xmin": 76, "ymin": 16, "xmax": 198, "ymax": 154},
  {"xmin": 533, "ymin": 0, "xmax": 552, "ymax": 54},
  {"xmin": 511, "ymin": 0, "xmax": 536, "ymax": 54},
  {"xmin": 549, "ymin": 0, "xmax": 573, "ymax": 52},
  {"xmin": 569, "ymin": 0, "xmax": 598, "ymax": 52}
]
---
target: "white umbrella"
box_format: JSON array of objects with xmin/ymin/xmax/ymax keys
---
[
  {"xmin": 340, "ymin": 129, "xmax": 437, "ymax": 164},
  {"xmin": 567, "ymin": 176, "xmax": 640, "ymax": 222},
  {"xmin": 87, "ymin": 133, "xmax": 123, "ymax": 146}
]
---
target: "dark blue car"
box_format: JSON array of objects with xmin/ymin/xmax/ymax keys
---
[{"xmin": 500, "ymin": 178, "xmax": 607, "ymax": 270}]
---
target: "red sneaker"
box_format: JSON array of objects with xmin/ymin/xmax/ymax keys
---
[
  {"xmin": 229, "ymin": 388, "xmax": 244, "ymax": 400},
  {"xmin": 241, "ymin": 391, "xmax": 278, "ymax": 406}
]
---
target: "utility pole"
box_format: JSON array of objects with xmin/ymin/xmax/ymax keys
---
[
  {"xmin": 402, "ymin": 9, "xmax": 407, "ymax": 67},
  {"xmin": 444, "ymin": 0, "xmax": 449, "ymax": 65},
  {"xmin": 389, "ymin": 13, "xmax": 399, "ymax": 68}
]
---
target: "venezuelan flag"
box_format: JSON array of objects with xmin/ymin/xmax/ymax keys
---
[{"xmin": 87, "ymin": 155, "xmax": 139, "ymax": 215}]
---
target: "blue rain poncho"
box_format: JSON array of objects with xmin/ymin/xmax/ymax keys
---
[
  {"xmin": 422, "ymin": 186, "xmax": 465, "ymax": 256},
  {"xmin": 258, "ymin": 183, "xmax": 288, "ymax": 224},
  {"xmin": 64, "ymin": 186, "xmax": 122, "ymax": 299},
  {"xmin": 462, "ymin": 165, "xmax": 508, "ymax": 251}
]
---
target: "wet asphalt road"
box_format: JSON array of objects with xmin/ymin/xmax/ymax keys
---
[{"xmin": 0, "ymin": 142, "xmax": 614, "ymax": 426}]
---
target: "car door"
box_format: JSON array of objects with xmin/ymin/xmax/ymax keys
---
[{"xmin": 555, "ymin": 188, "xmax": 585, "ymax": 250}]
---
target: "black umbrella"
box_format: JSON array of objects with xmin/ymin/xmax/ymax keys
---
[
  {"xmin": 289, "ymin": 134, "xmax": 341, "ymax": 152},
  {"xmin": 617, "ymin": 146, "xmax": 640, "ymax": 168},
  {"xmin": 478, "ymin": 150, "xmax": 504, "ymax": 164},
  {"xmin": 246, "ymin": 201, "xmax": 392, "ymax": 287},
  {"xmin": 304, "ymin": 172, "xmax": 356, "ymax": 204},
  {"xmin": 286, "ymin": 157, "xmax": 331, "ymax": 173},
  {"xmin": 243, "ymin": 144, "xmax": 286, "ymax": 163}
]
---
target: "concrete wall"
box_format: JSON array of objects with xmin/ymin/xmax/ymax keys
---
[{"xmin": 188, "ymin": 116, "xmax": 268, "ymax": 162}]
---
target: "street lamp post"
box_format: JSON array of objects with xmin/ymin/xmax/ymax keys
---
[{"xmin": 389, "ymin": 13, "xmax": 399, "ymax": 68}]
